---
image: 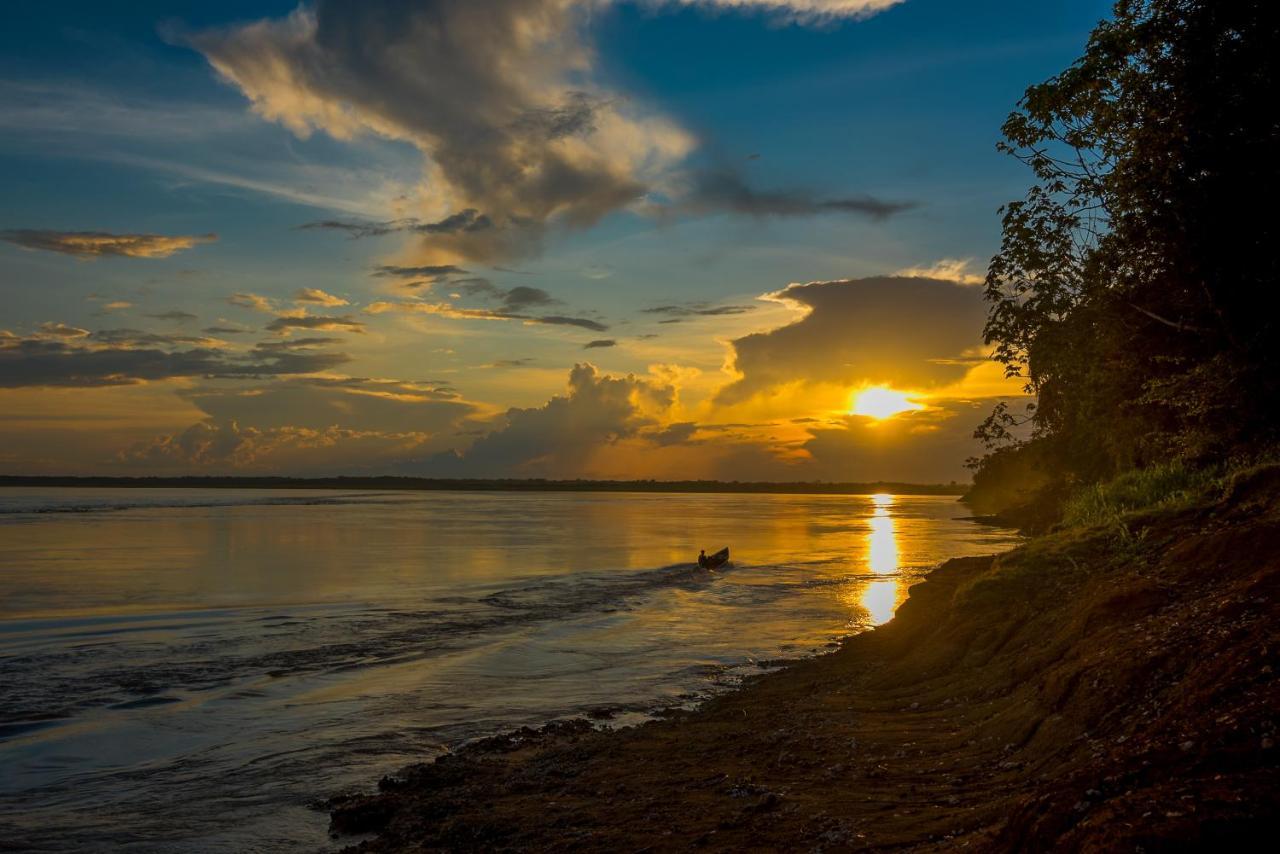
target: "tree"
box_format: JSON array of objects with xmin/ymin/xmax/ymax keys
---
[{"xmin": 977, "ymin": 0, "xmax": 1280, "ymax": 489}]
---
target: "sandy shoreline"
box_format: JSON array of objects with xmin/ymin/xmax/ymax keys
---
[{"xmin": 326, "ymin": 470, "xmax": 1280, "ymax": 851}]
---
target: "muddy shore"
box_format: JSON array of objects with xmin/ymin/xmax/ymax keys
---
[{"xmin": 327, "ymin": 468, "xmax": 1280, "ymax": 851}]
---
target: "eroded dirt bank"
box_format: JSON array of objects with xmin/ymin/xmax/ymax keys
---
[{"xmin": 328, "ymin": 468, "xmax": 1280, "ymax": 851}]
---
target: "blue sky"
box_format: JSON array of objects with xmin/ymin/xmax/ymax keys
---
[{"xmin": 0, "ymin": 0, "xmax": 1112, "ymax": 480}]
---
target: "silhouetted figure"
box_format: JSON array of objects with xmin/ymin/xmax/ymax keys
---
[{"xmin": 698, "ymin": 549, "xmax": 707, "ymax": 568}]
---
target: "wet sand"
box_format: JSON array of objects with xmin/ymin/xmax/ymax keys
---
[{"xmin": 328, "ymin": 467, "xmax": 1280, "ymax": 851}]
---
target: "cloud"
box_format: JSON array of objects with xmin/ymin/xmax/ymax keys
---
[
  {"xmin": 583, "ymin": 339, "xmax": 617, "ymax": 349},
  {"xmin": 180, "ymin": 376, "xmax": 474, "ymax": 433},
  {"xmin": 649, "ymin": 421, "xmax": 698, "ymax": 446},
  {"xmin": 641, "ymin": 302, "xmax": 757, "ymax": 317},
  {"xmin": 531, "ymin": 315, "xmax": 609, "ymax": 332},
  {"xmin": 114, "ymin": 371, "xmax": 481, "ymax": 474},
  {"xmin": 668, "ymin": 1, "xmax": 905, "ymax": 23},
  {"xmin": 716, "ymin": 276, "xmax": 990, "ymax": 404},
  {"xmin": 679, "ymin": 168, "xmax": 914, "ymax": 220},
  {"xmin": 36, "ymin": 322, "xmax": 90, "ymax": 339},
  {"xmin": 145, "ymin": 310, "xmax": 199, "ymax": 322},
  {"xmin": 0, "ymin": 329, "xmax": 349, "ymax": 388},
  {"xmin": 367, "ymin": 300, "xmax": 608, "ymax": 332},
  {"xmin": 426, "ymin": 363, "xmax": 675, "ymax": 476},
  {"xmin": 185, "ymin": 1, "xmax": 693, "ymax": 263},
  {"xmin": 265, "ymin": 315, "xmax": 366, "ymax": 334},
  {"xmin": 300, "ymin": 209, "xmax": 493, "ymax": 239},
  {"xmin": 453, "ymin": 279, "xmax": 557, "ymax": 311},
  {"xmin": 227, "ymin": 292, "xmax": 276, "ymax": 313},
  {"xmin": 0, "ymin": 229, "xmax": 216, "ymax": 259},
  {"xmin": 89, "ymin": 328, "xmax": 229, "ymax": 349},
  {"xmin": 894, "ymin": 258, "xmax": 985, "ymax": 286},
  {"xmin": 293, "ymin": 287, "xmax": 349, "ymax": 306},
  {"xmin": 373, "ymin": 264, "xmax": 469, "ymax": 280},
  {"xmin": 118, "ymin": 420, "xmax": 445, "ymax": 474}
]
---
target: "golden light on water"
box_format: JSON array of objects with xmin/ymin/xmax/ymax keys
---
[
  {"xmin": 860, "ymin": 492, "xmax": 900, "ymax": 625},
  {"xmin": 850, "ymin": 387, "xmax": 923, "ymax": 420}
]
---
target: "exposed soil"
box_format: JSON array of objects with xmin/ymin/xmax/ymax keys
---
[{"xmin": 328, "ymin": 467, "xmax": 1280, "ymax": 852}]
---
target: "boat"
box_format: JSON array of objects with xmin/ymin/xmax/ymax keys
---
[{"xmin": 698, "ymin": 547, "xmax": 730, "ymax": 570}]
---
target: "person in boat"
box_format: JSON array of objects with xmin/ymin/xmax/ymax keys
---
[{"xmin": 698, "ymin": 549, "xmax": 708, "ymax": 568}]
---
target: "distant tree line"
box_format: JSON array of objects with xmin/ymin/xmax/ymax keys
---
[
  {"xmin": 969, "ymin": 0, "xmax": 1279, "ymax": 513},
  {"xmin": 0, "ymin": 475, "xmax": 967, "ymax": 496}
]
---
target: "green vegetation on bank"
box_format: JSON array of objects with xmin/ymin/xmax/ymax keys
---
[
  {"xmin": 967, "ymin": 1, "xmax": 1279, "ymax": 523},
  {"xmin": 0, "ymin": 475, "xmax": 967, "ymax": 496}
]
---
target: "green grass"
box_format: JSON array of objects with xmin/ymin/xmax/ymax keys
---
[{"xmin": 1061, "ymin": 462, "xmax": 1220, "ymax": 530}]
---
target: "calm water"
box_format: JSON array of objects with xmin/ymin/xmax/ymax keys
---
[{"xmin": 0, "ymin": 488, "xmax": 1017, "ymax": 852}]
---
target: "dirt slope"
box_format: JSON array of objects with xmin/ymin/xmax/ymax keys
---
[{"xmin": 328, "ymin": 467, "xmax": 1280, "ymax": 852}]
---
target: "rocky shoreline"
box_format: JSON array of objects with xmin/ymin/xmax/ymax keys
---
[{"xmin": 325, "ymin": 468, "xmax": 1280, "ymax": 851}]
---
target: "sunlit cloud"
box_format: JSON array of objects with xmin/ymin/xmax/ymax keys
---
[
  {"xmin": 0, "ymin": 327, "xmax": 349, "ymax": 388},
  {"xmin": 227, "ymin": 292, "xmax": 277, "ymax": 313},
  {"xmin": 367, "ymin": 300, "xmax": 609, "ymax": 332},
  {"xmin": 183, "ymin": 1, "xmax": 908, "ymax": 263},
  {"xmin": 265, "ymin": 315, "xmax": 366, "ymax": 334},
  {"xmin": 293, "ymin": 288, "xmax": 350, "ymax": 307},
  {"xmin": 0, "ymin": 229, "xmax": 216, "ymax": 259},
  {"xmin": 665, "ymin": 0, "xmax": 906, "ymax": 22},
  {"xmin": 895, "ymin": 257, "xmax": 985, "ymax": 285},
  {"xmin": 716, "ymin": 276, "xmax": 991, "ymax": 405}
]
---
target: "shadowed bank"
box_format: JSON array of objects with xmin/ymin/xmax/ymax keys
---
[{"xmin": 326, "ymin": 465, "xmax": 1280, "ymax": 851}]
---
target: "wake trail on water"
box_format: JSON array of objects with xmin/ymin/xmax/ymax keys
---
[{"xmin": 0, "ymin": 559, "xmax": 798, "ymax": 738}]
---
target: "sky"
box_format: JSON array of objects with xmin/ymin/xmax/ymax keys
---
[{"xmin": 0, "ymin": 0, "xmax": 1112, "ymax": 481}]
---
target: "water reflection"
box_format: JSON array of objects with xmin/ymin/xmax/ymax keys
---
[{"xmin": 860, "ymin": 493, "xmax": 899, "ymax": 625}]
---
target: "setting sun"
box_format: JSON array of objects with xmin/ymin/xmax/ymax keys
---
[{"xmin": 850, "ymin": 387, "xmax": 923, "ymax": 420}]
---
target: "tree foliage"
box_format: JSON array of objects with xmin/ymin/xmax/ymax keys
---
[{"xmin": 977, "ymin": 0, "xmax": 1280, "ymax": 491}]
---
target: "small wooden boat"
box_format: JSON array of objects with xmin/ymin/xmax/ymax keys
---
[{"xmin": 698, "ymin": 547, "xmax": 730, "ymax": 570}]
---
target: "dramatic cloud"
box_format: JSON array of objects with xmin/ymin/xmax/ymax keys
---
[
  {"xmin": 145, "ymin": 310, "xmax": 198, "ymax": 322},
  {"xmin": 717, "ymin": 276, "xmax": 990, "ymax": 404},
  {"xmin": 0, "ymin": 328, "xmax": 349, "ymax": 388},
  {"xmin": 678, "ymin": 168, "xmax": 914, "ymax": 220},
  {"xmin": 187, "ymin": 2, "xmax": 908, "ymax": 263},
  {"xmin": 293, "ymin": 287, "xmax": 349, "ymax": 306},
  {"xmin": 265, "ymin": 315, "xmax": 366, "ymax": 334},
  {"xmin": 187, "ymin": 1, "xmax": 693, "ymax": 263},
  {"xmin": 0, "ymin": 229, "xmax": 216, "ymax": 259},
  {"xmin": 428, "ymin": 363, "xmax": 675, "ymax": 476},
  {"xmin": 583, "ymin": 339, "xmax": 617, "ymax": 349}
]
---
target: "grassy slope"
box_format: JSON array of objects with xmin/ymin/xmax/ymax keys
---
[{"xmin": 329, "ymin": 466, "xmax": 1280, "ymax": 851}]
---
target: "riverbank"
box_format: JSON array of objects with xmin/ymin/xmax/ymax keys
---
[{"xmin": 327, "ymin": 465, "xmax": 1280, "ymax": 851}]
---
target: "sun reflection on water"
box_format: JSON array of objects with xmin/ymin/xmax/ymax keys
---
[{"xmin": 861, "ymin": 493, "xmax": 900, "ymax": 625}]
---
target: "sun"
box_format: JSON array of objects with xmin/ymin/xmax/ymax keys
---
[{"xmin": 850, "ymin": 387, "xmax": 923, "ymax": 420}]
